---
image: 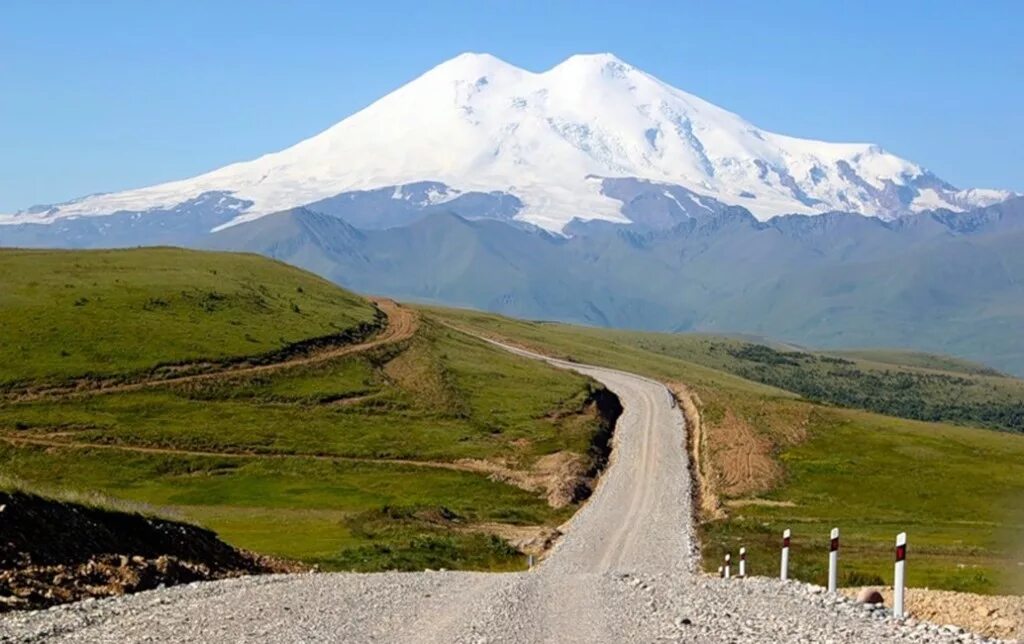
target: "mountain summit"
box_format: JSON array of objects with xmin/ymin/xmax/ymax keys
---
[{"xmin": 2, "ymin": 52, "xmax": 1013, "ymax": 232}]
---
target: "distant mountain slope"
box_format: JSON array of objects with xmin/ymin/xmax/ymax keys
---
[
  {"xmin": 1, "ymin": 51, "xmax": 1019, "ymax": 377},
  {"xmin": 206, "ymin": 198, "xmax": 1024, "ymax": 376},
  {"xmin": 0, "ymin": 53, "xmax": 1012, "ymax": 234}
]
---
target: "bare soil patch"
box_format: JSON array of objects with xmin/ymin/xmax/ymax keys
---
[
  {"xmin": 709, "ymin": 409, "xmax": 784, "ymax": 498},
  {"xmin": 462, "ymin": 523, "xmax": 561, "ymax": 556},
  {"xmin": 456, "ymin": 450, "xmax": 591, "ymax": 509},
  {"xmin": 842, "ymin": 586, "xmax": 1024, "ymax": 640}
]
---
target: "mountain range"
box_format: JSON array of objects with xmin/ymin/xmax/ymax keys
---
[{"xmin": 2, "ymin": 53, "xmax": 1022, "ymax": 375}]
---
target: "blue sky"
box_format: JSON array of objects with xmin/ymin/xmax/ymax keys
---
[{"xmin": 2, "ymin": 0, "xmax": 1021, "ymax": 212}]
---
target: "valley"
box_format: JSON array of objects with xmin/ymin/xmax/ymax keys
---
[
  {"xmin": 2, "ymin": 248, "xmax": 1023, "ymax": 640},
  {"xmin": 3, "ymin": 6, "xmax": 1022, "ymax": 640}
]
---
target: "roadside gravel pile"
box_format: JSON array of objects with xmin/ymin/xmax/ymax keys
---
[
  {"xmin": 2, "ymin": 571, "xmax": 1006, "ymax": 643},
  {"xmin": 1, "ymin": 348, "xmax": 1011, "ymax": 643}
]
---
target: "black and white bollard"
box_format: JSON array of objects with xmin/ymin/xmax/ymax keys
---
[
  {"xmin": 724, "ymin": 553, "xmax": 731, "ymax": 579},
  {"xmin": 739, "ymin": 547, "xmax": 746, "ymax": 578},
  {"xmin": 894, "ymin": 532, "xmax": 907, "ymax": 618},
  {"xmin": 528, "ymin": 554, "xmax": 535, "ymax": 569},
  {"xmin": 827, "ymin": 527, "xmax": 839, "ymax": 592},
  {"xmin": 780, "ymin": 528, "xmax": 791, "ymax": 580}
]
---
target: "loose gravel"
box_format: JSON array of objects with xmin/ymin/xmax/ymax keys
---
[{"xmin": 0, "ymin": 350, "xmax": 1009, "ymax": 643}]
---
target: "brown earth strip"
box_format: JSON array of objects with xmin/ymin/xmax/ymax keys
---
[
  {"xmin": 455, "ymin": 451, "xmax": 592, "ymax": 509},
  {"xmin": 724, "ymin": 498, "xmax": 796, "ymax": 508},
  {"xmin": 0, "ymin": 435, "xmax": 585, "ymax": 510},
  {"xmin": 0, "ymin": 434, "xmax": 492, "ymax": 473},
  {"xmin": 461, "ymin": 523, "xmax": 561, "ymax": 557},
  {"xmin": 668, "ymin": 382, "xmax": 724, "ymax": 521}
]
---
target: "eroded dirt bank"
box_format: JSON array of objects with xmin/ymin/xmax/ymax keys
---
[{"xmin": 0, "ymin": 491, "xmax": 300, "ymax": 612}]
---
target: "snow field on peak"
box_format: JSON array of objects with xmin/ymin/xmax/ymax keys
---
[{"xmin": 2, "ymin": 52, "xmax": 1012, "ymax": 232}]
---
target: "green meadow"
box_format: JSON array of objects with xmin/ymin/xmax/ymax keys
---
[{"xmin": 0, "ymin": 248, "xmax": 377, "ymax": 386}]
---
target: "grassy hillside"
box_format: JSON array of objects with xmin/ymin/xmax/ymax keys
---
[
  {"xmin": 426, "ymin": 305, "xmax": 1024, "ymax": 594},
  {"xmin": 0, "ymin": 249, "xmax": 614, "ymax": 572},
  {"xmin": 0, "ymin": 248, "xmax": 378, "ymax": 386},
  {"xmin": 420, "ymin": 316, "xmax": 1024, "ymax": 434}
]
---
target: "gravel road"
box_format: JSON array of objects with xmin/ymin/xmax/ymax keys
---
[{"xmin": 0, "ymin": 349, "xmax": 998, "ymax": 643}]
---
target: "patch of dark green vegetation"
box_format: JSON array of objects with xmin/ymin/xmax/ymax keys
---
[{"xmin": 723, "ymin": 344, "xmax": 1024, "ymax": 432}]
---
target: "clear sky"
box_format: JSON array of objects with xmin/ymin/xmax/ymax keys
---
[{"xmin": 2, "ymin": 0, "xmax": 1021, "ymax": 212}]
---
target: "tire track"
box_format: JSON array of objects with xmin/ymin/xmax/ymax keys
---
[{"xmin": 0, "ymin": 434, "xmax": 483, "ymax": 474}]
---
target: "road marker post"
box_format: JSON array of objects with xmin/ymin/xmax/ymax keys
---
[
  {"xmin": 894, "ymin": 532, "xmax": 907, "ymax": 619},
  {"xmin": 528, "ymin": 554, "xmax": 535, "ymax": 569},
  {"xmin": 739, "ymin": 547, "xmax": 746, "ymax": 578},
  {"xmin": 827, "ymin": 527, "xmax": 839, "ymax": 593},
  {"xmin": 724, "ymin": 553, "xmax": 731, "ymax": 579},
  {"xmin": 780, "ymin": 529, "xmax": 791, "ymax": 581}
]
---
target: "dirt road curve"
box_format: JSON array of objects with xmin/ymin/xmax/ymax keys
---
[
  {"xmin": 4, "ymin": 299, "xmax": 417, "ymax": 402},
  {"xmin": 0, "ymin": 344, "xmax": 981, "ymax": 643}
]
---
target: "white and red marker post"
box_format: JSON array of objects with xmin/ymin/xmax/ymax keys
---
[
  {"xmin": 780, "ymin": 528, "xmax": 791, "ymax": 580},
  {"xmin": 894, "ymin": 532, "xmax": 907, "ymax": 618},
  {"xmin": 724, "ymin": 553, "xmax": 732, "ymax": 579},
  {"xmin": 827, "ymin": 527, "xmax": 839, "ymax": 592},
  {"xmin": 739, "ymin": 547, "xmax": 746, "ymax": 578}
]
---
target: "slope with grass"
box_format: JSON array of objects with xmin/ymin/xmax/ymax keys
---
[
  {"xmin": 568, "ymin": 328, "xmax": 1024, "ymax": 434},
  {"xmin": 0, "ymin": 249, "xmax": 617, "ymax": 576},
  {"xmin": 0, "ymin": 248, "xmax": 379, "ymax": 387},
  {"xmin": 427, "ymin": 305, "xmax": 1024, "ymax": 594}
]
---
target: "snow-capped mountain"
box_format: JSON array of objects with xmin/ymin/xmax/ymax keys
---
[{"xmin": 1, "ymin": 52, "xmax": 1013, "ymax": 233}]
